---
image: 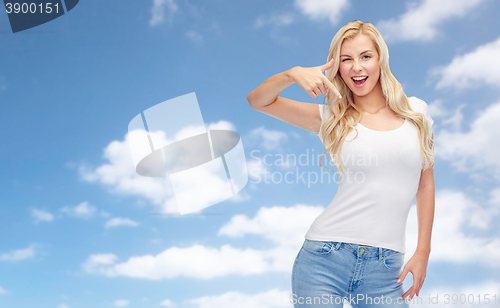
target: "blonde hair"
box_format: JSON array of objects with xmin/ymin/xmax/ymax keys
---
[{"xmin": 319, "ymin": 20, "xmax": 434, "ymax": 177}]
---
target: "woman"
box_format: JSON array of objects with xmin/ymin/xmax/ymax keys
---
[{"xmin": 246, "ymin": 20, "xmax": 435, "ymax": 307}]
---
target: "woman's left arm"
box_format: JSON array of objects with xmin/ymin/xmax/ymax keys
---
[{"xmin": 397, "ymin": 163, "xmax": 435, "ymax": 300}]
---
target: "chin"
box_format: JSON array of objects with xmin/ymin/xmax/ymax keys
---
[
  {"xmin": 351, "ymin": 84, "xmax": 377, "ymax": 97},
  {"xmin": 350, "ymin": 88, "xmax": 371, "ymax": 97}
]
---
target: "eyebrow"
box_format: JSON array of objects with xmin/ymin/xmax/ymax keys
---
[{"xmin": 340, "ymin": 50, "xmax": 373, "ymax": 57}]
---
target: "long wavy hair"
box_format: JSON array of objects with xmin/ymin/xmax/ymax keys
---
[{"xmin": 319, "ymin": 20, "xmax": 434, "ymax": 177}]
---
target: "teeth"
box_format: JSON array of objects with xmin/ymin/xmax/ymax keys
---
[{"xmin": 353, "ymin": 76, "xmax": 367, "ymax": 81}]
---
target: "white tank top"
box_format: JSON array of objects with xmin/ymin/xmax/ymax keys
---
[{"xmin": 305, "ymin": 96, "xmax": 434, "ymax": 254}]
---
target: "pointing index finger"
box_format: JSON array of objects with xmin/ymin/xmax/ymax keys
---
[{"xmin": 323, "ymin": 76, "xmax": 342, "ymax": 99}]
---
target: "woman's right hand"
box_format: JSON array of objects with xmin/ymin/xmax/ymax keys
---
[{"xmin": 289, "ymin": 58, "xmax": 342, "ymax": 99}]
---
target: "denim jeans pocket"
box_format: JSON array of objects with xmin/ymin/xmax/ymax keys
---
[
  {"xmin": 302, "ymin": 239, "xmax": 334, "ymax": 255},
  {"xmin": 382, "ymin": 250, "xmax": 405, "ymax": 270}
]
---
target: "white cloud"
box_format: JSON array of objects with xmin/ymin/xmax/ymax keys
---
[
  {"xmin": 420, "ymin": 98, "xmax": 468, "ymax": 131},
  {"xmin": 0, "ymin": 286, "xmax": 7, "ymax": 294},
  {"xmin": 405, "ymin": 189, "xmax": 500, "ymax": 267},
  {"xmin": 434, "ymin": 100, "xmax": 500, "ymax": 178},
  {"xmin": 293, "ymin": 0, "xmax": 350, "ymax": 25},
  {"xmin": 58, "ymin": 304, "xmax": 69, "ymax": 308},
  {"xmin": 402, "ymin": 280, "xmax": 500, "ymax": 307},
  {"xmin": 253, "ymin": 12, "xmax": 295, "ymax": 29},
  {"xmin": 60, "ymin": 201, "xmax": 96, "ymax": 219},
  {"xmin": 207, "ymin": 120, "xmax": 236, "ymax": 131},
  {"xmin": 252, "ymin": 0, "xmax": 349, "ymax": 32},
  {"xmin": 76, "ymin": 179, "xmax": 500, "ymax": 285},
  {"xmin": 113, "ymin": 300, "xmax": 130, "ymax": 307},
  {"xmin": 185, "ymin": 30, "xmax": 203, "ymax": 44},
  {"xmin": 100, "ymin": 211, "xmax": 111, "ymax": 218},
  {"xmin": 149, "ymin": 0, "xmax": 178, "ymax": 26},
  {"xmin": 433, "ymin": 37, "xmax": 500, "ymax": 89},
  {"xmin": 78, "ymin": 133, "xmax": 175, "ymax": 213},
  {"xmin": 31, "ymin": 208, "xmax": 54, "ymax": 223},
  {"xmin": 253, "ymin": 0, "xmax": 349, "ymax": 44},
  {"xmin": 0, "ymin": 245, "xmax": 36, "ymax": 262},
  {"xmin": 252, "ymin": 12, "xmax": 296, "ymax": 44},
  {"xmin": 105, "ymin": 218, "xmax": 139, "ymax": 229},
  {"xmin": 488, "ymin": 186, "xmax": 500, "ymax": 205},
  {"xmin": 246, "ymin": 152, "xmax": 269, "ymax": 184},
  {"xmin": 218, "ymin": 204, "xmax": 324, "ymax": 247},
  {"xmin": 82, "ymin": 204, "xmax": 323, "ymax": 279},
  {"xmin": 82, "ymin": 244, "xmax": 271, "ymax": 280},
  {"xmin": 427, "ymin": 99, "xmax": 447, "ymax": 118},
  {"xmin": 80, "ymin": 122, "xmax": 249, "ymax": 214},
  {"xmin": 183, "ymin": 288, "xmax": 291, "ymax": 308},
  {"xmin": 437, "ymin": 102, "xmax": 466, "ymax": 132},
  {"xmin": 377, "ymin": 0, "xmax": 483, "ymax": 42},
  {"xmin": 83, "ymin": 183, "xmax": 500, "ymax": 282},
  {"xmin": 160, "ymin": 299, "xmax": 175, "ymax": 307},
  {"xmin": 82, "ymin": 253, "xmax": 118, "ymax": 275},
  {"xmin": 247, "ymin": 126, "xmax": 288, "ymax": 151}
]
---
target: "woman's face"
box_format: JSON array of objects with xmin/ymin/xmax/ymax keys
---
[{"xmin": 338, "ymin": 34, "xmax": 381, "ymax": 98}]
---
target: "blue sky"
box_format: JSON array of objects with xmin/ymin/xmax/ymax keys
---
[{"xmin": 1, "ymin": 0, "xmax": 500, "ymax": 307}]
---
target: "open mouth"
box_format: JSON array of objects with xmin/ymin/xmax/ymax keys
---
[{"xmin": 352, "ymin": 76, "xmax": 368, "ymax": 87}]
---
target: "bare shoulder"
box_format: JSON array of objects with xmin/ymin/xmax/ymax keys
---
[{"xmin": 251, "ymin": 96, "xmax": 323, "ymax": 135}]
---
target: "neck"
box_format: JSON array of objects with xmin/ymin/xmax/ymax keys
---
[{"xmin": 352, "ymin": 82, "xmax": 386, "ymax": 113}]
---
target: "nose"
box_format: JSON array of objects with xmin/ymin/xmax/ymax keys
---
[{"xmin": 352, "ymin": 59, "xmax": 363, "ymax": 72}]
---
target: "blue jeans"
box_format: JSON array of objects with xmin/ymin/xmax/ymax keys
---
[{"xmin": 291, "ymin": 239, "xmax": 410, "ymax": 307}]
